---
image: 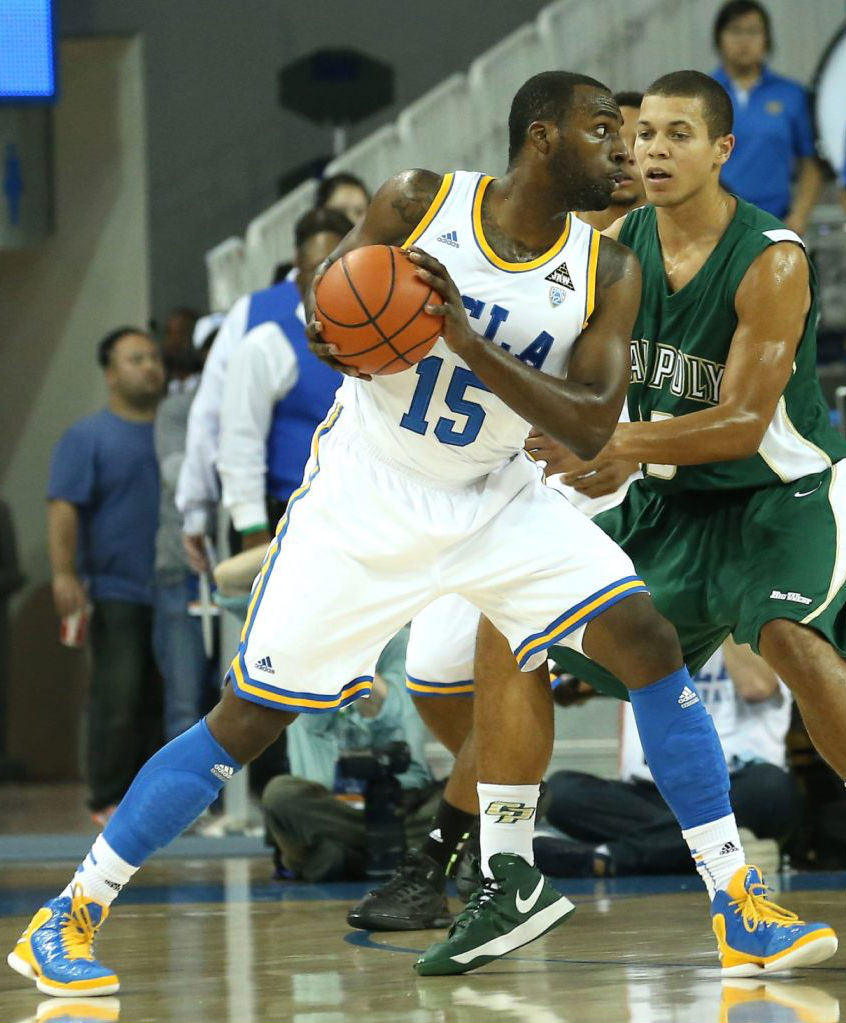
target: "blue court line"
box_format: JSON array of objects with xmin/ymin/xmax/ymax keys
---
[{"xmin": 1, "ymin": 872, "xmax": 841, "ymax": 920}]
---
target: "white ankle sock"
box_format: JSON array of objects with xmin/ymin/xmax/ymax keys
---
[
  {"xmin": 477, "ymin": 782, "xmax": 539, "ymax": 877},
  {"xmin": 682, "ymin": 813, "xmax": 746, "ymax": 900},
  {"xmin": 61, "ymin": 834, "xmax": 138, "ymax": 907}
]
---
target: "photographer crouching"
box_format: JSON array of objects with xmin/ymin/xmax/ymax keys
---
[{"xmin": 261, "ymin": 628, "xmax": 440, "ymax": 883}]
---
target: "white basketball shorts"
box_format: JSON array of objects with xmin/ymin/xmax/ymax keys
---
[{"xmin": 226, "ymin": 403, "xmax": 646, "ymax": 713}]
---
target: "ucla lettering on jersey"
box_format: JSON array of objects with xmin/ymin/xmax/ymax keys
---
[{"xmin": 339, "ymin": 171, "xmax": 601, "ymax": 484}]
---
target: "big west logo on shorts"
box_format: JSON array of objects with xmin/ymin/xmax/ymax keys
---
[{"xmin": 485, "ymin": 800, "xmax": 536, "ymax": 825}]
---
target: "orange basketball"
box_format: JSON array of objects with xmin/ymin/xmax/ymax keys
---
[{"xmin": 314, "ymin": 245, "xmax": 444, "ymax": 375}]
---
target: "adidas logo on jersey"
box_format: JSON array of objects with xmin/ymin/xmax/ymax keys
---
[
  {"xmin": 544, "ymin": 261, "xmax": 575, "ymax": 290},
  {"xmin": 437, "ymin": 229, "xmax": 459, "ymax": 247},
  {"xmin": 211, "ymin": 763, "xmax": 234, "ymax": 782},
  {"xmin": 429, "ymin": 827, "xmax": 444, "ymax": 844},
  {"xmin": 254, "ymin": 655, "xmax": 275, "ymax": 674},
  {"xmin": 677, "ymin": 685, "xmax": 699, "ymax": 708}
]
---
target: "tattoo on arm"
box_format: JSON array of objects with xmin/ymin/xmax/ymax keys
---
[
  {"xmin": 389, "ymin": 170, "xmax": 441, "ymax": 229},
  {"xmin": 596, "ymin": 235, "xmax": 636, "ymax": 289}
]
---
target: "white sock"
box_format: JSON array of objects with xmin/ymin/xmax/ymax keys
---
[
  {"xmin": 682, "ymin": 813, "xmax": 746, "ymax": 900},
  {"xmin": 61, "ymin": 834, "xmax": 138, "ymax": 907},
  {"xmin": 477, "ymin": 782, "xmax": 539, "ymax": 878}
]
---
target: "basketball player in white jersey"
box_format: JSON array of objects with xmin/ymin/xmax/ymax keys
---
[
  {"xmin": 10, "ymin": 73, "xmax": 828, "ymax": 996},
  {"xmin": 348, "ymin": 93, "xmax": 650, "ymax": 937}
]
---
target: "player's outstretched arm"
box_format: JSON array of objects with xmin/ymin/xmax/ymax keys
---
[
  {"xmin": 410, "ymin": 236, "xmax": 641, "ymax": 460},
  {"xmin": 305, "ymin": 169, "xmax": 442, "ymax": 376},
  {"xmin": 608, "ymin": 242, "xmax": 810, "ymax": 467}
]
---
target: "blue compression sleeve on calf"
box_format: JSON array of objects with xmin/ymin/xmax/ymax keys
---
[
  {"xmin": 628, "ymin": 666, "xmax": 730, "ymax": 830},
  {"xmin": 103, "ymin": 719, "xmax": 241, "ymax": 866}
]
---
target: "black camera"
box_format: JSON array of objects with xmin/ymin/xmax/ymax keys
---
[
  {"xmin": 338, "ymin": 741, "xmax": 411, "ymax": 878},
  {"xmin": 337, "ymin": 740, "xmax": 411, "ymax": 782}
]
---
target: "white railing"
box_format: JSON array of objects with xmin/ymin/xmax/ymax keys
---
[{"xmin": 206, "ymin": 0, "xmax": 840, "ymax": 306}]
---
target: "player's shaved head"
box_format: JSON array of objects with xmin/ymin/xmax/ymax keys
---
[
  {"xmin": 645, "ymin": 70, "xmax": 733, "ymax": 139},
  {"xmin": 508, "ymin": 70, "xmax": 611, "ymax": 165}
]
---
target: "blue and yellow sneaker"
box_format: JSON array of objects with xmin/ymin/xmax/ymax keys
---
[
  {"xmin": 7, "ymin": 886, "xmax": 119, "ymax": 997},
  {"xmin": 712, "ymin": 866, "xmax": 838, "ymax": 976},
  {"xmin": 720, "ymin": 979, "xmax": 840, "ymax": 1023}
]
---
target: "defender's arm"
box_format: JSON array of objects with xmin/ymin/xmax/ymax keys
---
[{"xmin": 608, "ymin": 242, "xmax": 810, "ymax": 466}]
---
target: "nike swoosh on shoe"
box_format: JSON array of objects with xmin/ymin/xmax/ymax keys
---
[{"xmin": 515, "ymin": 877, "xmax": 545, "ymax": 914}]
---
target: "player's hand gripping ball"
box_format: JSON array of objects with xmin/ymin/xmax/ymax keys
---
[{"xmin": 313, "ymin": 245, "xmax": 444, "ymax": 375}]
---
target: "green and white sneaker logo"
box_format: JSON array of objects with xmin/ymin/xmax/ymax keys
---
[{"xmin": 515, "ymin": 877, "xmax": 545, "ymax": 914}]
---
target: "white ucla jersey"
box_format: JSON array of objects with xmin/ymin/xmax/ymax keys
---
[{"xmin": 341, "ymin": 170, "xmax": 601, "ymax": 484}]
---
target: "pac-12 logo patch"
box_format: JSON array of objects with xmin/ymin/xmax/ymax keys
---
[
  {"xmin": 545, "ymin": 261, "xmax": 575, "ymax": 290},
  {"xmin": 549, "ymin": 286, "xmax": 567, "ymax": 307}
]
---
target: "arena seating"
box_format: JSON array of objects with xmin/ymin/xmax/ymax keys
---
[{"xmin": 204, "ymin": 0, "xmax": 842, "ymax": 304}]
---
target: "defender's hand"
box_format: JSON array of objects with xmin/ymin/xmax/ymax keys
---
[
  {"xmin": 563, "ymin": 459, "xmax": 638, "ymax": 499},
  {"xmin": 407, "ymin": 247, "xmax": 476, "ymax": 356},
  {"xmin": 525, "ymin": 430, "xmax": 637, "ymax": 496},
  {"xmin": 524, "ymin": 430, "xmax": 583, "ymax": 476}
]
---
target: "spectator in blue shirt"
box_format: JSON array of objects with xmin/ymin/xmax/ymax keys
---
[
  {"xmin": 711, "ymin": 0, "xmax": 823, "ymax": 232},
  {"xmin": 47, "ymin": 327, "xmax": 165, "ymax": 821}
]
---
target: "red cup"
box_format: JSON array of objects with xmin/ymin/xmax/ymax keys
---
[{"xmin": 60, "ymin": 605, "xmax": 90, "ymax": 648}]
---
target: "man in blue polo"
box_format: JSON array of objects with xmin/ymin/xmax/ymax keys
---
[{"xmin": 711, "ymin": 0, "xmax": 822, "ymax": 233}]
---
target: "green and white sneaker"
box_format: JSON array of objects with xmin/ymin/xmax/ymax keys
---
[{"xmin": 414, "ymin": 853, "xmax": 575, "ymax": 976}]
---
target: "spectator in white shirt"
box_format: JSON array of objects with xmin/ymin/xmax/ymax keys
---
[
  {"xmin": 536, "ymin": 641, "xmax": 803, "ymax": 877},
  {"xmin": 175, "ymin": 209, "xmax": 352, "ymax": 572},
  {"xmin": 217, "ymin": 208, "xmax": 352, "ymax": 552}
]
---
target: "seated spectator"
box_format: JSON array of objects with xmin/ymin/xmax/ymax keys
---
[
  {"xmin": 537, "ymin": 639, "xmax": 803, "ymax": 877},
  {"xmin": 261, "ymin": 629, "xmax": 440, "ymax": 883},
  {"xmin": 153, "ymin": 315, "xmax": 223, "ymax": 741},
  {"xmin": 47, "ymin": 327, "xmax": 165, "ymax": 822},
  {"xmin": 216, "ymin": 208, "xmax": 352, "ymax": 552},
  {"xmin": 316, "ymin": 172, "xmax": 370, "ymax": 226},
  {"xmin": 710, "ymin": 0, "xmax": 822, "ymax": 232}
]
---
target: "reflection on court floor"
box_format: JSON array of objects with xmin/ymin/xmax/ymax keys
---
[{"xmin": 2, "ymin": 860, "xmax": 844, "ymax": 1023}]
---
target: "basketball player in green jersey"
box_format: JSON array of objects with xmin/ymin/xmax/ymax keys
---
[
  {"xmin": 417, "ymin": 68, "xmax": 843, "ymax": 976},
  {"xmin": 531, "ymin": 70, "xmax": 846, "ymax": 791}
]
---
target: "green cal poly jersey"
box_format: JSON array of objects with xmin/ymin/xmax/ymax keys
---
[{"xmin": 617, "ymin": 198, "xmax": 846, "ymax": 493}]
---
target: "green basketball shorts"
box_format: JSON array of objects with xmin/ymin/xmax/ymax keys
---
[{"xmin": 549, "ymin": 460, "xmax": 845, "ymax": 694}]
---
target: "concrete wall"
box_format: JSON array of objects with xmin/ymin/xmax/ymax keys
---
[
  {"xmin": 59, "ymin": 0, "xmax": 555, "ymax": 323},
  {"xmin": 0, "ymin": 37, "xmax": 150, "ymax": 778}
]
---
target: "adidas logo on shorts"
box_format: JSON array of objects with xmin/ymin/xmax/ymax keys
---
[
  {"xmin": 677, "ymin": 685, "xmax": 699, "ymax": 708},
  {"xmin": 211, "ymin": 763, "xmax": 234, "ymax": 782},
  {"xmin": 437, "ymin": 229, "xmax": 459, "ymax": 247},
  {"xmin": 254, "ymin": 655, "xmax": 274, "ymax": 674}
]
